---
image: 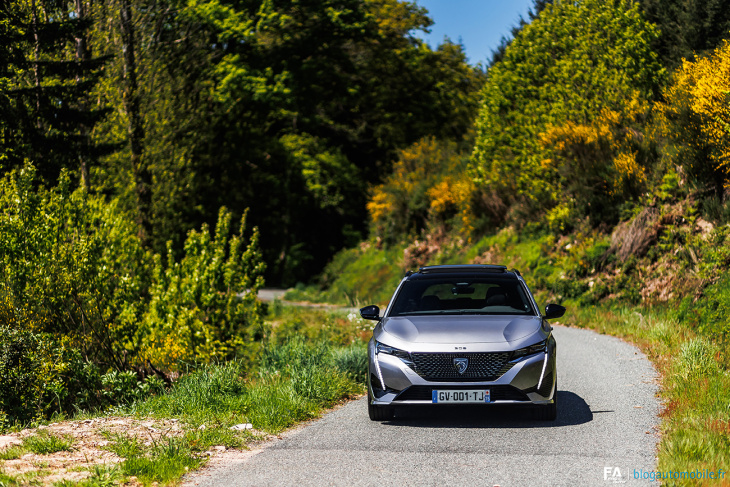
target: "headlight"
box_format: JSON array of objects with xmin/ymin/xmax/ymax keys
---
[
  {"xmin": 511, "ymin": 339, "xmax": 547, "ymax": 360},
  {"xmin": 375, "ymin": 341, "xmax": 412, "ymax": 363},
  {"xmin": 376, "ymin": 342, "xmax": 401, "ymax": 355}
]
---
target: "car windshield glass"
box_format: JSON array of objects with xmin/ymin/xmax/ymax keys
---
[{"xmin": 388, "ymin": 277, "xmax": 535, "ymax": 316}]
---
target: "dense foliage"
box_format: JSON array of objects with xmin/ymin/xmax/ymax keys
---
[
  {"xmin": 0, "ymin": 0, "xmax": 481, "ymax": 422},
  {"xmin": 0, "ymin": 165, "xmax": 264, "ymax": 370},
  {"xmin": 0, "ymin": 0, "xmax": 484, "ymax": 284},
  {"xmin": 84, "ymin": 0, "xmax": 484, "ymax": 283},
  {"xmin": 0, "ymin": 165, "xmax": 264, "ymax": 422},
  {"xmin": 364, "ymin": 0, "xmax": 730, "ymax": 249},
  {"xmin": 641, "ymin": 0, "xmax": 730, "ymax": 69},
  {"xmin": 472, "ymin": 0, "xmax": 662, "ymax": 227}
]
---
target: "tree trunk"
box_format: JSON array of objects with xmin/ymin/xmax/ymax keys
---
[
  {"xmin": 75, "ymin": 0, "xmax": 91, "ymax": 191},
  {"xmin": 120, "ymin": 0, "xmax": 152, "ymax": 244},
  {"xmin": 30, "ymin": 0, "xmax": 41, "ymax": 128}
]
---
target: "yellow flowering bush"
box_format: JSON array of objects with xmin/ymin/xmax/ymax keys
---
[
  {"xmin": 427, "ymin": 176, "xmax": 476, "ymax": 233},
  {"xmin": 661, "ymin": 41, "xmax": 730, "ymax": 193},
  {"xmin": 367, "ymin": 137, "xmax": 473, "ymax": 243},
  {"xmin": 539, "ymin": 98, "xmax": 652, "ymax": 226}
]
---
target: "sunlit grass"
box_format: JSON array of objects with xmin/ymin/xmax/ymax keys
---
[
  {"xmin": 89, "ymin": 332, "xmax": 368, "ymax": 485},
  {"xmin": 564, "ymin": 304, "xmax": 730, "ymax": 485},
  {"xmin": 0, "ymin": 445, "xmax": 25, "ymax": 461},
  {"xmin": 0, "ymin": 470, "xmax": 21, "ymax": 486},
  {"xmin": 23, "ymin": 431, "xmax": 74, "ymax": 455},
  {"xmin": 120, "ymin": 436, "xmax": 202, "ymax": 485},
  {"xmin": 132, "ymin": 338, "xmax": 365, "ymax": 435}
]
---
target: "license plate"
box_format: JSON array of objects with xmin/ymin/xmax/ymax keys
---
[{"xmin": 432, "ymin": 389, "xmax": 490, "ymax": 404}]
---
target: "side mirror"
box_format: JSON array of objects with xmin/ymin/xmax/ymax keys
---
[
  {"xmin": 544, "ymin": 303, "xmax": 566, "ymax": 320},
  {"xmin": 360, "ymin": 305, "xmax": 381, "ymax": 321}
]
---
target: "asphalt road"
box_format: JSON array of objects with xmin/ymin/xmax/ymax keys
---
[
  {"xmin": 256, "ymin": 288, "xmax": 288, "ymax": 302},
  {"xmin": 185, "ymin": 325, "xmax": 659, "ymax": 487}
]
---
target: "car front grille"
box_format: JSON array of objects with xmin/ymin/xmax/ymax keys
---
[
  {"xmin": 394, "ymin": 385, "xmax": 530, "ymax": 402},
  {"xmin": 408, "ymin": 352, "xmax": 513, "ymax": 381}
]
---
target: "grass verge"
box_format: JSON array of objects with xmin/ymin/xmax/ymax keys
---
[
  {"xmin": 566, "ymin": 305, "xmax": 730, "ymax": 486},
  {"xmin": 114, "ymin": 307, "xmax": 368, "ymax": 486},
  {"xmin": 0, "ymin": 306, "xmax": 368, "ymax": 487}
]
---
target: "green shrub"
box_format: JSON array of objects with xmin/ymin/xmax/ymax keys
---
[
  {"xmin": 100, "ymin": 371, "xmax": 165, "ymax": 406},
  {"xmin": 0, "ymin": 325, "xmax": 101, "ymax": 426},
  {"xmin": 139, "ymin": 207, "xmax": 266, "ymax": 370},
  {"xmin": 678, "ymin": 269, "xmax": 730, "ymax": 342},
  {"xmin": 0, "ymin": 165, "xmax": 152, "ymax": 370},
  {"xmin": 0, "ymin": 164, "xmax": 265, "ymax": 379},
  {"xmin": 0, "ymin": 323, "xmax": 167, "ymax": 426}
]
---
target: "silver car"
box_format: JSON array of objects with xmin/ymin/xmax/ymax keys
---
[{"xmin": 362, "ymin": 264, "xmax": 564, "ymax": 421}]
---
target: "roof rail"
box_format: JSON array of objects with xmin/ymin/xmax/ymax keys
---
[{"xmin": 418, "ymin": 264, "xmax": 507, "ymax": 274}]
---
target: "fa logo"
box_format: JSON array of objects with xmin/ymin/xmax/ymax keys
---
[{"xmin": 604, "ymin": 467, "xmax": 626, "ymax": 483}]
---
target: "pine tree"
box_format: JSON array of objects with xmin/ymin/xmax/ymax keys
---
[{"xmin": 0, "ymin": 0, "xmax": 109, "ymax": 184}]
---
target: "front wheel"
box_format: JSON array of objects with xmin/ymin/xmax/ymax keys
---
[{"xmin": 368, "ymin": 392, "xmax": 394, "ymax": 421}]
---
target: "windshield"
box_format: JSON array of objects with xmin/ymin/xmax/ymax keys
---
[{"xmin": 388, "ymin": 277, "xmax": 535, "ymax": 317}]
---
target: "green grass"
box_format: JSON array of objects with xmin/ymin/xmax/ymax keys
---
[
  {"xmin": 23, "ymin": 431, "xmax": 74, "ymax": 455},
  {"xmin": 102, "ymin": 433, "xmax": 200, "ymax": 485},
  {"xmin": 0, "ymin": 445, "xmax": 25, "ymax": 461},
  {"xmin": 52, "ymin": 465, "xmax": 122, "ymax": 487},
  {"xmin": 131, "ymin": 338, "xmax": 365, "ymax": 435},
  {"xmin": 564, "ymin": 304, "xmax": 730, "ymax": 486},
  {"xmin": 0, "ymin": 470, "xmax": 21, "ymax": 487},
  {"xmin": 285, "ymin": 244, "xmax": 405, "ymax": 305},
  {"xmin": 119, "ymin": 436, "xmax": 202, "ymax": 485},
  {"xmin": 92, "ymin": 322, "xmax": 369, "ymax": 485},
  {"xmin": 0, "ymin": 468, "xmax": 50, "ymax": 487}
]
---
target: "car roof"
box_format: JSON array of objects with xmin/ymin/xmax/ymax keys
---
[{"xmin": 407, "ymin": 264, "xmax": 521, "ymax": 280}]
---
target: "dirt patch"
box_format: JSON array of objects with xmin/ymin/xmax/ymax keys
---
[{"xmin": 0, "ymin": 417, "xmax": 257, "ymax": 486}]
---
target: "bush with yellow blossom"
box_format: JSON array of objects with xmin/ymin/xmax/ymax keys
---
[{"xmin": 660, "ymin": 40, "xmax": 730, "ymax": 196}]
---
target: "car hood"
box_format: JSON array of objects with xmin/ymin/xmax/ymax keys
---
[{"xmin": 379, "ymin": 315, "xmax": 542, "ymax": 345}]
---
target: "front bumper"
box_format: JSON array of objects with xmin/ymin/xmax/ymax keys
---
[{"xmin": 368, "ymin": 336, "xmax": 557, "ymax": 406}]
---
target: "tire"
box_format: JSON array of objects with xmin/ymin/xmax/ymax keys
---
[
  {"xmin": 368, "ymin": 392, "xmax": 395, "ymax": 421},
  {"xmin": 534, "ymin": 378, "xmax": 558, "ymax": 421}
]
